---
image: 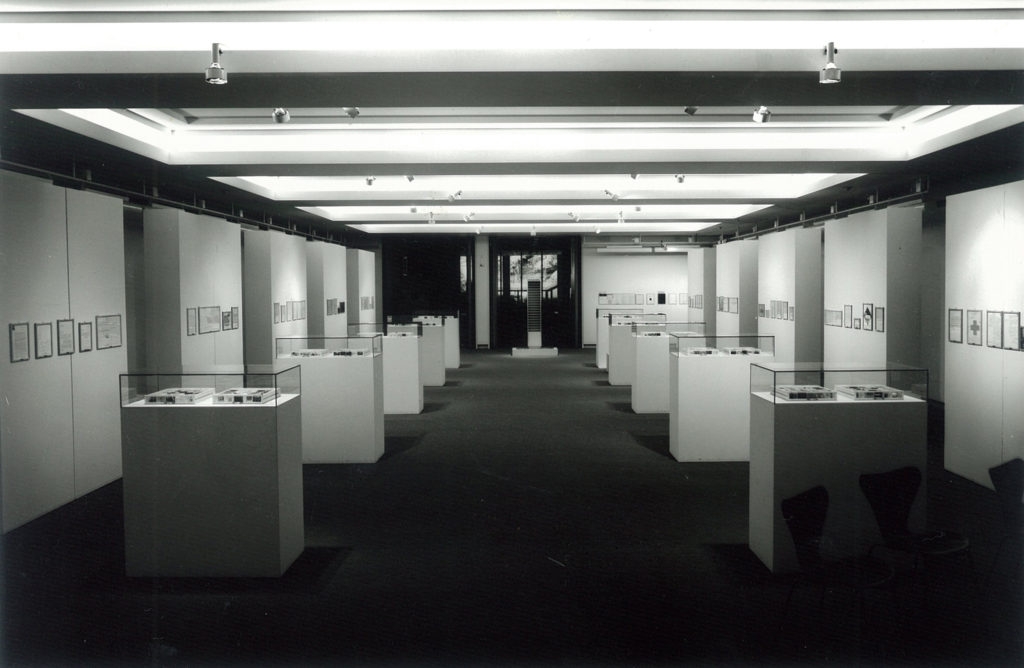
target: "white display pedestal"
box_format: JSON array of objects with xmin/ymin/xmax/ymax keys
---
[
  {"xmin": 418, "ymin": 324, "xmax": 446, "ymax": 387},
  {"xmin": 383, "ymin": 334, "xmax": 424, "ymax": 414},
  {"xmin": 748, "ymin": 393, "xmax": 927, "ymax": 573},
  {"xmin": 443, "ymin": 315, "xmax": 461, "ymax": 369},
  {"xmin": 631, "ymin": 333, "xmax": 671, "ymax": 413},
  {"xmin": 669, "ymin": 352, "xmax": 774, "ymax": 461},
  {"xmin": 596, "ymin": 308, "xmax": 643, "ymax": 370},
  {"xmin": 608, "ymin": 324, "xmax": 637, "ymax": 386},
  {"xmin": 121, "ymin": 395, "xmax": 304, "ymax": 577},
  {"xmin": 289, "ymin": 354, "xmax": 385, "ymax": 463}
]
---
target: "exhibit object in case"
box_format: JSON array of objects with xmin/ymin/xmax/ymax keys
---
[
  {"xmin": 668, "ymin": 334, "xmax": 775, "ymax": 462},
  {"xmin": 215, "ymin": 386, "xmax": 279, "ymax": 404},
  {"xmin": 120, "ymin": 365, "xmax": 303, "ymax": 577},
  {"xmin": 772, "ymin": 384, "xmax": 836, "ymax": 401},
  {"xmin": 748, "ymin": 362, "xmax": 928, "ymax": 573},
  {"xmin": 277, "ymin": 336, "xmax": 385, "ymax": 463},
  {"xmin": 350, "ymin": 323, "xmax": 425, "ymax": 414}
]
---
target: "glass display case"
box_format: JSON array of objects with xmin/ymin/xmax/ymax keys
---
[
  {"xmin": 348, "ymin": 322, "xmax": 422, "ymax": 337},
  {"xmin": 670, "ymin": 334, "xmax": 774, "ymax": 357},
  {"xmin": 749, "ymin": 362, "xmax": 929, "ymax": 402},
  {"xmin": 120, "ymin": 364, "xmax": 301, "ymax": 407},
  {"xmin": 634, "ymin": 321, "xmax": 707, "ymax": 338},
  {"xmin": 609, "ymin": 312, "xmax": 667, "ymax": 327},
  {"xmin": 275, "ymin": 335, "xmax": 382, "ymax": 359}
]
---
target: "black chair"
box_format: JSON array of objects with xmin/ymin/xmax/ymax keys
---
[
  {"xmin": 859, "ymin": 466, "xmax": 975, "ymax": 584},
  {"xmin": 781, "ymin": 485, "xmax": 895, "ymax": 625},
  {"xmin": 986, "ymin": 458, "xmax": 1023, "ymax": 590}
]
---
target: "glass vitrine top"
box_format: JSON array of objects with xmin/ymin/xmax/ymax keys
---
[
  {"xmin": 120, "ymin": 364, "xmax": 301, "ymax": 407},
  {"xmin": 750, "ymin": 362, "xmax": 929, "ymax": 402},
  {"xmin": 670, "ymin": 333, "xmax": 774, "ymax": 356},
  {"xmin": 275, "ymin": 335, "xmax": 382, "ymax": 358}
]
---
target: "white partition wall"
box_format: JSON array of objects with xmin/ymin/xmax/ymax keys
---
[
  {"xmin": 306, "ymin": 241, "xmax": 348, "ymax": 338},
  {"xmin": 757, "ymin": 228, "xmax": 823, "ymax": 364},
  {"xmin": 945, "ymin": 180, "xmax": 1024, "ymax": 488},
  {"xmin": 243, "ymin": 229, "xmax": 308, "ymax": 365},
  {"xmin": 715, "ymin": 240, "xmax": 758, "ymax": 337},
  {"xmin": 687, "ymin": 248, "xmax": 716, "ymax": 335},
  {"xmin": 823, "ymin": 207, "xmax": 922, "ymax": 368},
  {"xmin": 144, "ymin": 208, "xmax": 243, "ymax": 369},
  {"xmin": 348, "ymin": 248, "xmax": 379, "ymax": 326},
  {"xmin": 0, "ymin": 170, "xmax": 127, "ymax": 532}
]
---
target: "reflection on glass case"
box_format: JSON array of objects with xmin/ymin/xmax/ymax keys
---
[
  {"xmin": 632, "ymin": 321, "xmax": 707, "ymax": 337},
  {"xmin": 670, "ymin": 334, "xmax": 775, "ymax": 357},
  {"xmin": 609, "ymin": 313, "xmax": 667, "ymax": 327},
  {"xmin": 750, "ymin": 362, "xmax": 928, "ymax": 402},
  {"xmin": 348, "ymin": 322, "xmax": 422, "ymax": 338},
  {"xmin": 121, "ymin": 365, "xmax": 300, "ymax": 407},
  {"xmin": 276, "ymin": 335, "xmax": 383, "ymax": 358}
]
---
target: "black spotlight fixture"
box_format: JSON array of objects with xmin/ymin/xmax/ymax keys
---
[
  {"xmin": 683, "ymin": 106, "xmax": 698, "ymax": 116},
  {"xmin": 272, "ymin": 108, "xmax": 290, "ymax": 123},
  {"xmin": 819, "ymin": 42, "xmax": 841, "ymax": 84},
  {"xmin": 205, "ymin": 43, "xmax": 227, "ymax": 84}
]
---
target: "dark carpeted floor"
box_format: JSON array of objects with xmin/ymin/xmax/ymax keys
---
[{"xmin": 2, "ymin": 349, "xmax": 1021, "ymax": 666}]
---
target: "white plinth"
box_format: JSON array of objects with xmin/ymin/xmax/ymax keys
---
[
  {"xmin": 748, "ymin": 392, "xmax": 927, "ymax": 573},
  {"xmin": 608, "ymin": 325, "xmax": 637, "ymax": 386},
  {"xmin": 121, "ymin": 395, "xmax": 304, "ymax": 577},
  {"xmin": 669, "ymin": 352, "xmax": 774, "ymax": 461},
  {"xmin": 288, "ymin": 354, "xmax": 385, "ymax": 463},
  {"xmin": 418, "ymin": 324, "xmax": 446, "ymax": 387},
  {"xmin": 512, "ymin": 346, "xmax": 558, "ymax": 358},
  {"xmin": 443, "ymin": 315, "xmax": 461, "ymax": 369},
  {"xmin": 383, "ymin": 334, "xmax": 424, "ymax": 414},
  {"xmin": 631, "ymin": 334, "xmax": 671, "ymax": 413}
]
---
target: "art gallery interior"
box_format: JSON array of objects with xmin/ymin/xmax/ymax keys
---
[{"xmin": 0, "ymin": 2, "xmax": 1022, "ymax": 665}]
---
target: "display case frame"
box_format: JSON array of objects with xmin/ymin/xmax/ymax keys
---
[
  {"xmin": 750, "ymin": 361, "xmax": 928, "ymax": 403},
  {"xmin": 669, "ymin": 333, "xmax": 773, "ymax": 357},
  {"xmin": 120, "ymin": 364, "xmax": 301, "ymax": 407},
  {"xmin": 275, "ymin": 334, "xmax": 382, "ymax": 359}
]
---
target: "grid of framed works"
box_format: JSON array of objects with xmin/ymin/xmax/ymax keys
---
[
  {"xmin": 762, "ymin": 299, "xmax": 795, "ymax": 322},
  {"xmin": 8, "ymin": 313, "xmax": 121, "ymax": 363},
  {"xmin": 186, "ymin": 306, "xmax": 239, "ymax": 336},
  {"xmin": 273, "ymin": 300, "xmax": 307, "ymax": 324},
  {"xmin": 952, "ymin": 307, "xmax": 1022, "ymax": 350},
  {"xmin": 824, "ymin": 303, "xmax": 885, "ymax": 332}
]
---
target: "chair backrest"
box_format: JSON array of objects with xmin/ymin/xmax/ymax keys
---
[
  {"xmin": 988, "ymin": 458, "xmax": 1024, "ymax": 533},
  {"xmin": 859, "ymin": 466, "xmax": 922, "ymax": 543},
  {"xmin": 781, "ymin": 485, "xmax": 829, "ymax": 572}
]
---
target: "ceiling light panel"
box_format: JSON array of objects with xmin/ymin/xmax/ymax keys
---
[
  {"xmin": 345, "ymin": 221, "xmax": 719, "ymax": 235},
  {"xmin": 300, "ymin": 203, "xmax": 768, "ymax": 222}
]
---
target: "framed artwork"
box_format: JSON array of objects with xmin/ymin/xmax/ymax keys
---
[
  {"xmin": 186, "ymin": 307, "xmax": 197, "ymax": 336},
  {"xmin": 987, "ymin": 311, "xmax": 1002, "ymax": 348},
  {"xmin": 1003, "ymin": 311, "xmax": 1021, "ymax": 351},
  {"xmin": 854, "ymin": 318, "xmax": 861, "ymax": 330},
  {"xmin": 635, "ymin": 294, "xmax": 644, "ymax": 305},
  {"xmin": 730, "ymin": 297, "xmax": 739, "ymax": 314},
  {"xmin": 198, "ymin": 306, "xmax": 220, "ymax": 334},
  {"xmin": 966, "ymin": 309, "xmax": 983, "ymax": 346},
  {"xmin": 9, "ymin": 322, "xmax": 30, "ymax": 362},
  {"xmin": 789, "ymin": 306, "xmax": 796, "ymax": 322},
  {"xmin": 667, "ymin": 293, "xmax": 676, "ymax": 305},
  {"xmin": 948, "ymin": 308, "xmax": 963, "ymax": 343},
  {"xmin": 221, "ymin": 310, "xmax": 232, "ymax": 331},
  {"xmin": 96, "ymin": 314, "xmax": 123, "ymax": 349},
  {"xmin": 273, "ymin": 302, "xmax": 281, "ymax": 324},
  {"xmin": 34, "ymin": 322, "xmax": 53, "ymax": 358},
  {"xmin": 57, "ymin": 318, "xmax": 75, "ymax": 356},
  {"xmin": 844, "ymin": 305, "xmax": 853, "ymax": 328},
  {"xmin": 695, "ymin": 295, "xmax": 703, "ymax": 309},
  {"xmin": 875, "ymin": 306, "xmax": 885, "ymax": 333},
  {"xmin": 231, "ymin": 306, "xmax": 239, "ymax": 329},
  {"xmin": 825, "ymin": 309, "xmax": 843, "ymax": 327},
  {"xmin": 863, "ymin": 303, "xmax": 874, "ymax": 331},
  {"xmin": 337, "ymin": 300, "xmax": 345, "ymax": 314},
  {"xmin": 758, "ymin": 304, "xmax": 765, "ymax": 318},
  {"xmin": 78, "ymin": 321, "xmax": 93, "ymax": 352}
]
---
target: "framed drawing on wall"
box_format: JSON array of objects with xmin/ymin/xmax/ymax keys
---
[
  {"xmin": 843, "ymin": 305, "xmax": 853, "ymax": 328},
  {"xmin": 875, "ymin": 306, "xmax": 885, "ymax": 333},
  {"xmin": 789, "ymin": 306, "xmax": 796, "ymax": 322},
  {"xmin": 966, "ymin": 309, "xmax": 983, "ymax": 345},
  {"xmin": 854, "ymin": 318, "xmax": 861, "ymax": 330},
  {"xmin": 9, "ymin": 322, "xmax": 30, "ymax": 362},
  {"xmin": 198, "ymin": 306, "xmax": 220, "ymax": 334},
  {"xmin": 273, "ymin": 302, "xmax": 280, "ymax": 324},
  {"xmin": 78, "ymin": 321, "xmax": 92, "ymax": 352},
  {"xmin": 1003, "ymin": 311, "xmax": 1021, "ymax": 351},
  {"xmin": 57, "ymin": 319, "xmax": 75, "ymax": 356},
  {"xmin": 186, "ymin": 307, "xmax": 197, "ymax": 336},
  {"xmin": 231, "ymin": 306, "xmax": 239, "ymax": 329},
  {"xmin": 221, "ymin": 310, "xmax": 232, "ymax": 331},
  {"xmin": 987, "ymin": 310, "xmax": 1002, "ymax": 348},
  {"xmin": 948, "ymin": 308, "xmax": 963, "ymax": 343},
  {"xmin": 96, "ymin": 314, "xmax": 122, "ymax": 349},
  {"xmin": 34, "ymin": 322, "xmax": 53, "ymax": 358},
  {"xmin": 862, "ymin": 303, "xmax": 874, "ymax": 331}
]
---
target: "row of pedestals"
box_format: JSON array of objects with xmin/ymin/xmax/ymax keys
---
[{"xmin": 120, "ymin": 315, "xmax": 459, "ymax": 577}]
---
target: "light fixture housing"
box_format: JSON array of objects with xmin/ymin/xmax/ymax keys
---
[
  {"xmin": 365, "ymin": 176, "xmax": 375, "ymax": 186},
  {"xmin": 272, "ymin": 108, "xmax": 290, "ymax": 123},
  {"xmin": 752, "ymin": 106, "xmax": 772, "ymax": 123},
  {"xmin": 820, "ymin": 42, "xmax": 841, "ymax": 84},
  {"xmin": 205, "ymin": 43, "xmax": 227, "ymax": 84},
  {"xmin": 683, "ymin": 106, "xmax": 698, "ymax": 116}
]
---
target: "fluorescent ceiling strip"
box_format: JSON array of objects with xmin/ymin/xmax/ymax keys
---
[
  {"xmin": 347, "ymin": 221, "xmax": 719, "ymax": 234},
  {"xmin": 301, "ymin": 203, "xmax": 768, "ymax": 221}
]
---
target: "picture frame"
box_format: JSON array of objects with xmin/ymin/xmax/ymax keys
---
[
  {"xmin": 9, "ymin": 322, "xmax": 30, "ymax": 363},
  {"xmin": 57, "ymin": 318, "xmax": 75, "ymax": 356},
  {"xmin": 987, "ymin": 310, "xmax": 1002, "ymax": 348},
  {"xmin": 78, "ymin": 321, "xmax": 92, "ymax": 352},
  {"xmin": 231, "ymin": 306, "xmax": 239, "ymax": 329},
  {"xmin": 186, "ymin": 307, "xmax": 197, "ymax": 336},
  {"xmin": 875, "ymin": 306, "xmax": 885, "ymax": 333},
  {"xmin": 221, "ymin": 310, "xmax": 232, "ymax": 331},
  {"xmin": 730, "ymin": 297, "xmax": 739, "ymax": 314},
  {"xmin": 198, "ymin": 306, "xmax": 220, "ymax": 334},
  {"xmin": 273, "ymin": 302, "xmax": 281, "ymax": 324},
  {"xmin": 844, "ymin": 305, "xmax": 853, "ymax": 328},
  {"xmin": 96, "ymin": 314, "xmax": 123, "ymax": 349},
  {"xmin": 1003, "ymin": 311, "xmax": 1021, "ymax": 351},
  {"xmin": 966, "ymin": 309, "xmax": 983, "ymax": 346},
  {"xmin": 863, "ymin": 303, "xmax": 874, "ymax": 331},
  {"xmin": 854, "ymin": 318, "xmax": 861, "ymax": 330},
  {"xmin": 789, "ymin": 306, "xmax": 796, "ymax": 322},
  {"xmin": 948, "ymin": 308, "xmax": 963, "ymax": 343},
  {"xmin": 34, "ymin": 321, "xmax": 53, "ymax": 358},
  {"xmin": 758, "ymin": 304, "xmax": 765, "ymax": 318}
]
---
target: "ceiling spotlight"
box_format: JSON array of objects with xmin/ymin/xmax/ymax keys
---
[
  {"xmin": 405, "ymin": 175, "xmax": 415, "ymax": 182},
  {"xmin": 683, "ymin": 106, "xmax": 698, "ymax": 116},
  {"xmin": 365, "ymin": 176, "xmax": 375, "ymax": 186},
  {"xmin": 205, "ymin": 43, "xmax": 227, "ymax": 84},
  {"xmin": 428, "ymin": 212, "xmax": 435, "ymax": 225},
  {"xmin": 629, "ymin": 172, "xmax": 638, "ymax": 180},
  {"xmin": 752, "ymin": 106, "xmax": 772, "ymax": 123},
  {"xmin": 342, "ymin": 107, "xmax": 360, "ymax": 119},
  {"xmin": 675, "ymin": 174, "xmax": 686, "ymax": 183},
  {"xmin": 447, "ymin": 190, "xmax": 463, "ymax": 202},
  {"xmin": 819, "ymin": 42, "xmax": 841, "ymax": 84},
  {"xmin": 603, "ymin": 189, "xmax": 620, "ymax": 202},
  {"xmin": 476, "ymin": 226, "xmax": 482, "ymax": 235},
  {"xmin": 272, "ymin": 108, "xmax": 290, "ymax": 123},
  {"xmin": 530, "ymin": 226, "xmax": 537, "ymax": 237},
  {"xmin": 410, "ymin": 207, "xmax": 418, "ymax": 213},
  {"xmin": 595, "ymin": 227, "xmax": 601, "ymax": 235},
  {"xmin": 617, "ymin": 211, "xmax": 625, "ymax": 225},
  {"xmin": 463, "ymin": 213, "xmax": 475, "ymax": 222}
]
